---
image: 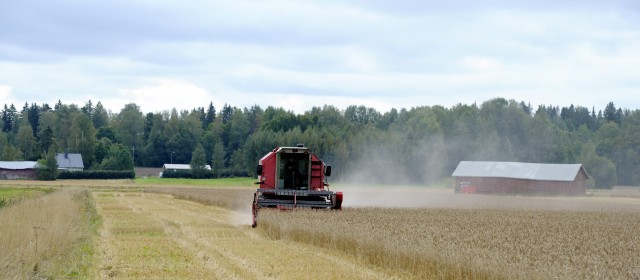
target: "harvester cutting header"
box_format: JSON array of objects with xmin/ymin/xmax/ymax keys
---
[{"xmin": 252, "ymin": 144, "xmax": 343, "ymax": 227}]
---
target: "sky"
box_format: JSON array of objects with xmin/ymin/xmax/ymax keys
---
[{"xmin": 1, "ymin": 0, "xmax": 639, "ymax": 114}]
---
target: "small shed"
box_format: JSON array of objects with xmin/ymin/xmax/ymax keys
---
[
  {"xmin": 56, "ymin": 153, "xmax": 84, "ymax": 171},
  {"xmin": 0, "ymin": 161, "xmax": 38, "ymax": 179},
  {"xmin": 162, "ymin": 164, "xmax": 212, "ymax": 171},
  {"xmin": 161, "ymin": 164, "xmax": 212, "ymax": 178},
  {"xmin": 452, "ymin": 161, "xmax": 589, "ymax": 195}
]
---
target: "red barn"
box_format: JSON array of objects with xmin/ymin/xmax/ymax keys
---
[
  {"xmin": 452, "ymin": 161, "xmax": 589, "ymax": 195},
  {"xmin": 0, "ymin": 161, "xmax": 38, "ymax": 179}
]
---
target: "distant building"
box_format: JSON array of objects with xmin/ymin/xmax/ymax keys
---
[
  {"xmin": 56, "ymin": 153, "xmax": 84, "ymax": 171},
  {"xmin": 162, "ymin": 164, "xmax": 212, "ymax": 171},
  {"xmin": 161, "ymin": 164, "xmax": 212, "ymax": 177},
  {"xmin": 0, "ymin": 161, "xmax": 38, "ymax": 179},
  {"xmin": 452, "ymin": 161, "xmax": 589, "ymax": 195}
]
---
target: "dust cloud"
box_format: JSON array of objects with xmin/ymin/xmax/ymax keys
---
[
  {"xmin": 229, "ymin": 204, "xmax": 253, "ymax": 227},
  {"xmin": 337, "ymin": 137, "xmax": 449, "ymax": 186},
  {"xmin": 328, "ymin": 132, "xmax": 582, "ymax": 210},
  {"xmin": 342, "ymin": 187, "xmax": 452, "ymax": 208},
  {"xmin": 330, "ymin": 135, "xmax": 635, "ymax": 211},
  {"xmin": 339, "ymin": 186, "xmax": 640, "ymax": 212},
  {"xmin": 334, "ymin": 126, "xmax": 549, "ymax": 187}
]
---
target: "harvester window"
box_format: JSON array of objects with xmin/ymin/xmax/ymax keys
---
[{"xmin": 279, "ymin": 155, "xmax": 309, "ymax": 190}]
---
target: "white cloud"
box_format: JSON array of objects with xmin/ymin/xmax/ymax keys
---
[
  {"xmin": 115, "ymin": 79, "xmax": 214, "ymax": 113},
  {"xmin": 0, "ymin": 85, "xmax": 14, "ymax": 103},
  {"xmin": 346, "ymin": 52, "xmax": 379, "ymax": 72},
  {"xmin": 460, "ymin": 56, "xmax": 501, "ymax": 71}
]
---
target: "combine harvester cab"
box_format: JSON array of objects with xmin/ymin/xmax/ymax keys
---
[{"xmin": 252, "ymin": 144, "xmax": 343, "ymax": 227}]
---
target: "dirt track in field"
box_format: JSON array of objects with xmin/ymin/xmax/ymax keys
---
[{"xmin": 94, "ymin": 192, "xmax": 394, "ymax": 280}]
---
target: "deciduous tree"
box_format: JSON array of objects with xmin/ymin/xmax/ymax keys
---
[{"xmin": 190, "ymin": 144, "xmax": 208, "ymax": 179}]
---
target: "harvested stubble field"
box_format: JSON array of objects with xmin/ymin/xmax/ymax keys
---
[
  {"xmin": 145, "ymin": 186, "xmax": 255, "ymax": 211},
  {"xmin": 94, "ymin": 191, "xmax": 401, "ymax": 279}
]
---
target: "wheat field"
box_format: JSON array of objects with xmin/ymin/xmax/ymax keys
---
[
  {"xmin": 257, "ymin": 207, "xmax": 640, "ymax": 279},
  {"xmin": 0, "ymin": 188, "xmax": 99, "ymax": 279}
]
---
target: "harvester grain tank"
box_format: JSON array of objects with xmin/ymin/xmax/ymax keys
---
[{"xmin": 252, "ymin": 145, "xmax": 342, "ymax": 227}]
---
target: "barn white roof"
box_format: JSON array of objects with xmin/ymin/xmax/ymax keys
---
[
  {"xmin": 0, "ymin": 161, "xmax": 38, "ymax": 170},
  {"xmin": 451, "ymin": 161, "xmax": 588, "ymax": 182}
]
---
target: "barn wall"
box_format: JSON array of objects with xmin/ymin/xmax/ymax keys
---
[
  {"xmin": 455, "ymin": 173, "xmax": 587, "ymax": 196},
  {"xmin": 574, "ymin": 169, "xmax": 588, "ymax": 194},
  {"xmin": 0, "ymin": 168, "xmax": 37, "ymax": 179}
]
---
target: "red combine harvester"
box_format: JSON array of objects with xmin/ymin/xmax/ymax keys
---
[
  {"xmin": 252, "ymin": 145, "xmax": 342, "ymax": 227},
  {"xmin": 455, "ymin": 181, "xmax": 477, "ymax": 194}
]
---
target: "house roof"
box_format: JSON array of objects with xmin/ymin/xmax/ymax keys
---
[
  {"xmin": 0, "ymin": 161, "xmax": 38, "ymax": 170},
  {"xmin": 56, "ymin": 153, "xmax": 84, "ymax": 169},
  {"xmin": 451, "ymin": 161, "xmax": 589, "ymax": 182},
  {"xmin": 163, "ymin": 164, "xmax": 212, "ymax": 170}
]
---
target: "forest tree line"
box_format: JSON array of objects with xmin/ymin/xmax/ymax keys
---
[{"xmin": 1, "ymin": 98, "xmax": 638, "ymax": 188}]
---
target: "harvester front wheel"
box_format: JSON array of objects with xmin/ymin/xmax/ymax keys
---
[
  {"xmin": 251, "ymin": 213, "xmax": 257, "ymax": 228},
  {"xmin": 251, "ymin": 193, "xmax": 258, "ymax": 228}
]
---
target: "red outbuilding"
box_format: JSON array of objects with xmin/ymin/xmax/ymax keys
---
[
  {"xmin": 0, "ymin": 161, "xmax": 38, "ymax": 180},
  {"xmin": 452, "ymin": 161, "xmax": 589, "ymax": 195}
]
